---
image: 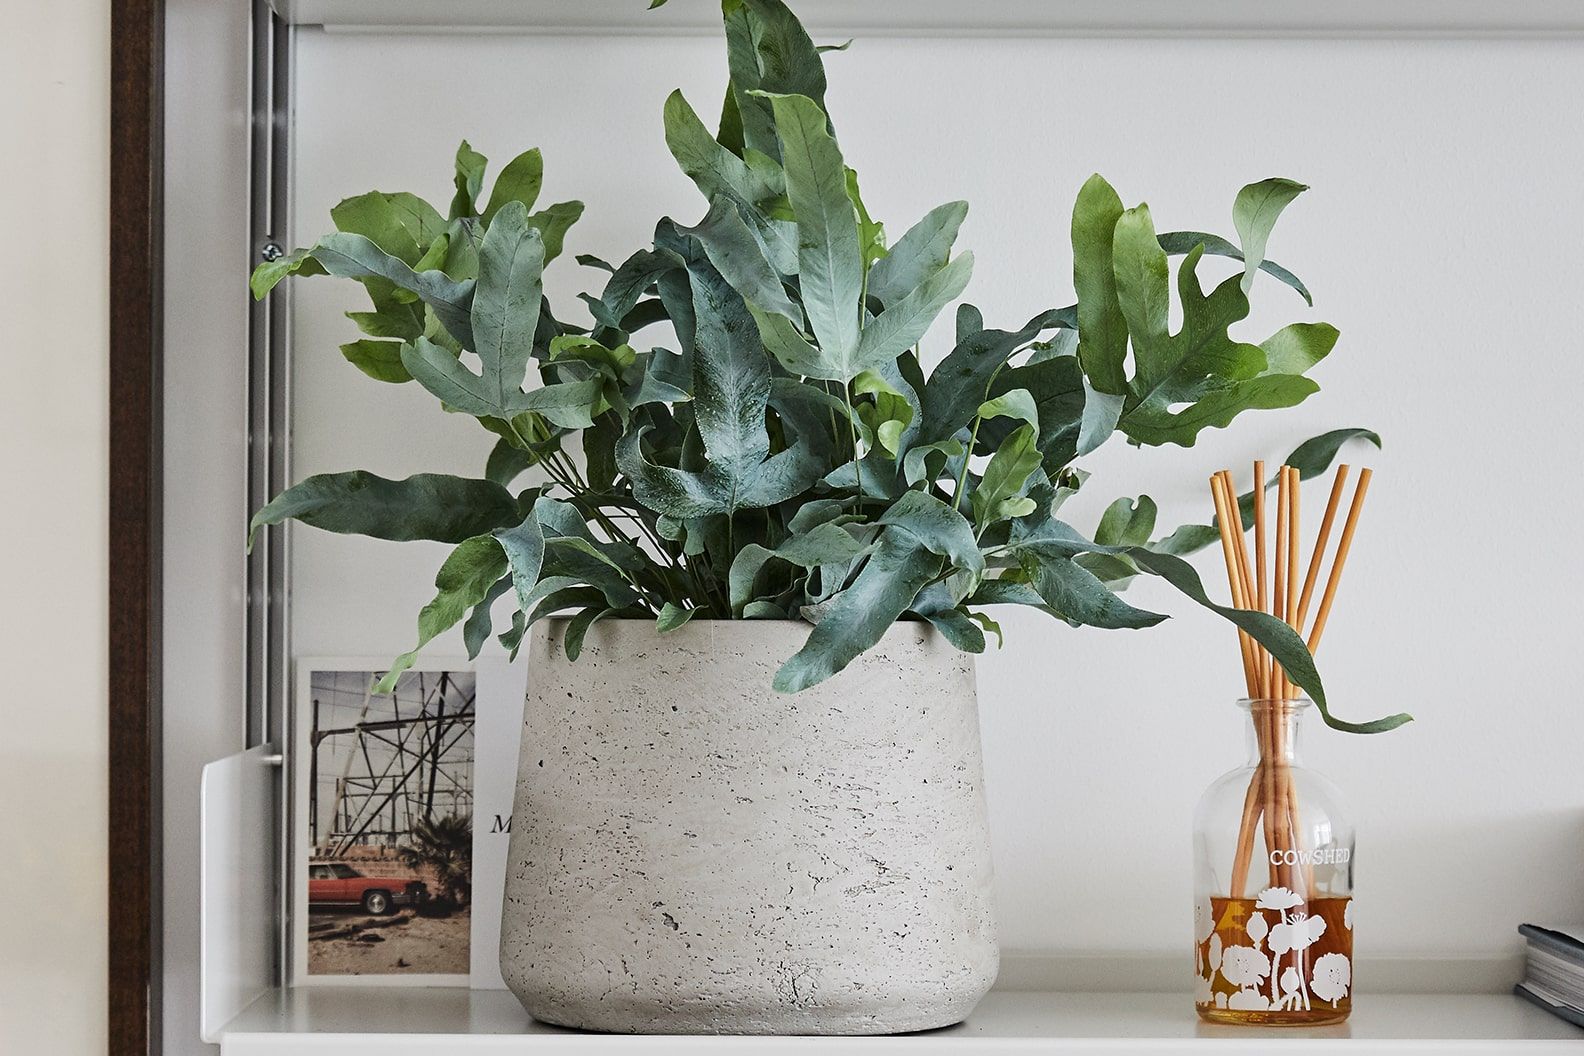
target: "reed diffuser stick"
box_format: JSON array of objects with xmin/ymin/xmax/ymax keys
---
[
  {"xmin": 1222, "ymin": 473, "xmax": 1259, "ymax": 648},
  {"xmin": 1285, "ymin": 466, "xmax": 1302, "ymax": 700},
  {"xmin": 1307, "ymin": 468, "xmax": 1373, "ymax": 653},
  {"xmin": 1296, "ymin": 465, "xmax": 1350, "ymax": 630},
  {"xmin": 1210, "ymin": 474, "xmax": 1258, "ymax": 695},
  {"xmin": 1252, "ymin": 460, "xmax": 1270, "ymax": 697},
  {"xmin": 1273, "ymin": 471, "xmax": 1298, "ymax": 892},
  {"xmin": 1262, "ymin": 466, "xmax": 1285, "ymax": 887},
  {"xmin": 1269, "ymin": 470, "xmax": 1290, "ymax": 705}
]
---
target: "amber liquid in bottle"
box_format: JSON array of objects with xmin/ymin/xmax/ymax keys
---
[{"xmin": 1196, "ymin": 894, "xmax": 1353, "ymax": 1025}]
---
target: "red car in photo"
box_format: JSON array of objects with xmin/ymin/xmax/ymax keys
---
[{"xmin": 308, "ymin": 862, "xmax": 427, "ymax": 915}]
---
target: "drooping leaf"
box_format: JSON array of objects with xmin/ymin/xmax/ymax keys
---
[
  {"xmin": 542, "ymin": 536, "xmax": 643, "ymax": 609},
  {"xmin": 250, "ymin": 233, "xmax": 476, "ymax": 348},
  {"xmin": 773, "ymin": 529, "xmax": 943, "ymax": 692},
  {"xmin": 565, "ymin": 604, "xmax": 632, "ymax": 661},
  {"xmin": 1001, "ymin": 515, "xmax": 1407, "ymax": 732},
  {"xmin": 522, "ymin": 582, "xmax": 601, "ymax": 626},
  {"xmin": 1284, "ymin": 427, "xmax": 1383, "ymax": 477},
  {"xmin": 902, "ymin": 438, "xmax": 964, "ymax": 487},
  {"xmin": 743, "ymin": 601, "xmax": 786, "ymax": 618},
  {"xmin": 339, "ymin": 339, "xmax": 411, "ymax": 383},
  {"xmin": 248, "ymin": 472, "xmax": 519, "ymax": 549},
  {"xmin": 977, "ymin": 387, "xmax": 1040, "ymax": 430},
  {"xmin": 727, "ymin": 521, "xmax": 871, "ymax": 614},
  {"xmin": 1124, "ymin": 548, "xmax": 1409, "ymax": 733},
  {"xmin": 1021, "ymin": 548, "xmax": 1167, "ymax": 630},
  {"xmin": 462, "ymin": 575, "xmax": 513, "ymax": 660},
  {"xmin": 968, "ymin": 608, "xmax": 1003, "ymax": 647},
  {"xmin": 1156, "ymin": 230, "xmax": 1312, "ymax": 305},
  {"xmin": 492, "ymin": 506, "xmax": 548, "ymax": 615},
  {"xmin": 656, "ymin": 602, "xmax": 701, "ymax": 631},
  {"xmin": 377, "ymin": 534, "xmax": 509, "ymax": 691},
  {"xmin": 876, "ymin": 489, "xmax": 984, "ymax": 575},
  {"xmin": 919, "ymin": 606, "xmax": 986, "ymax": 653},
  {"xmin": 1233, "ymin": 178, "xmax": 1307, "ymax": 296}
]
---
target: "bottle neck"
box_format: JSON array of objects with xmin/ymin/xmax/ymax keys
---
[{"xmin": 1241, "ymin": 699, "xmax": 1308, "ymax": 766}]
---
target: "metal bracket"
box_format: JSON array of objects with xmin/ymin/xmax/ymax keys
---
[{"xmin": 246, "ymin": 0, "xmax": 293, "ymax": 990}]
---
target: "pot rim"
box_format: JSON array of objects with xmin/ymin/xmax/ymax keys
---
[{"xmin": 532, "ymin": 614, "xmax": 956, "ymax": 647}]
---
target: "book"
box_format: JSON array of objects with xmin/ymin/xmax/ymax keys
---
[
  {"xmin": 1515, "ymin": 923, "xmax": 1584, "ymax": 1031},
  {"xmin": 469, "ymin": 656, "xmax": 529, "ymax": 989}
]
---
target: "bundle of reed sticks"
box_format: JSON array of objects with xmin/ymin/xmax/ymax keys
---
[{"xmin": 1209, "ymin": 461, "xmax": 1372, "ymax": 896}]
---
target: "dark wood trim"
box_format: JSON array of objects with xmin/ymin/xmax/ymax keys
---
[{"xmin": 109, "ymin": 0, "xmax": 164, "ymax": 1052}]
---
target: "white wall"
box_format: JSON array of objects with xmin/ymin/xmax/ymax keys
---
[
  {"xmin": 286, "ymin": 28, "xmax": 1584, "ymax": 973},
  {"xmin": 0, "ymin": 0, "xmax": 110, "ymax": 1051}
]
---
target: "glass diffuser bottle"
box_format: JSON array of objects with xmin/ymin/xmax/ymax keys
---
[{"xmin": 1193, "ymin": 697, "xmax": 1355, "ymax": 1025}]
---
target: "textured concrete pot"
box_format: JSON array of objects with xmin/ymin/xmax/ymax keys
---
[{"xmin": 500, "ymin": 618, "xmax": 998, "ymax": 1034}]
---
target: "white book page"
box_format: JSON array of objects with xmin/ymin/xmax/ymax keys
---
[{"xmin": 470, "ymin": 656, "xmax": 529, "ymax": 989}]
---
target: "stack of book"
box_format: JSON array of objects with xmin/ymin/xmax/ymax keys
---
[{"xmin": 1516, "ymin": 923, "xmax": 1584, "ymax": 1029}]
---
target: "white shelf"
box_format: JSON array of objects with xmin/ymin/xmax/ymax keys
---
[
  {"xmin": 269, "ymin": 0, "xmax": 1584, "ymax": 38},
  {"xmin": 218, "ymin": 987, "xmax": 1584, "ymax": 1054}
]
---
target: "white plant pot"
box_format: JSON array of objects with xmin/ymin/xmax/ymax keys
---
[{"xmin": 500, "ymin": 618, "xmax": 998, "ymax": 1034}]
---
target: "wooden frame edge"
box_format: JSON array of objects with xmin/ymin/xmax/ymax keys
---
[{"xmin": 109, "ymin": 0, "xmax": 165, "ymax": 1051}]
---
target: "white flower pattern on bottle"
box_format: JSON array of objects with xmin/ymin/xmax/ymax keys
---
[
  {"xmin": 1198, "ymin": 886, "xmax": 1351, "ymax": 1018},
  {"xmin": 1219, "ymin": 945, "xmax": 1271, "ymax": 1009},
  {"xmin": 1311, "ymin": 951, "xmax": 1351, "ymax": 1007}
]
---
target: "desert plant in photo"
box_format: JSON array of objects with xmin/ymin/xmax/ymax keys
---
[
  {"xmin": 249, "ymin": 0, "xmax": 1393, "ymax": 729},
  {"xmin": 397, "ymin": 813, "xmax": 473, "ymax": 907}
]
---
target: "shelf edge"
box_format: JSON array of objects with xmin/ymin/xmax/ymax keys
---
[{"xmin": 270, "ymin": 0, "xmax": 1584, "ymax": 38}]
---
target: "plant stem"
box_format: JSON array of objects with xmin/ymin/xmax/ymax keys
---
[
  {"xmin": 951, "ymin": 415, "xmax": 983, "ymax": 515},
  {"xmin": 844, "ymin": 380, "xmax": 864, "ymax": 510}
]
